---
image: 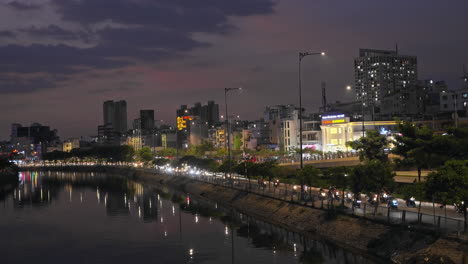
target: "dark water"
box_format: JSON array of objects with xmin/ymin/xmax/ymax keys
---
[{"xmin": 0, "ymin": 171, "xmax": 376, "ymax": 264}]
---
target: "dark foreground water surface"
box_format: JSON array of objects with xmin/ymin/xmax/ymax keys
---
[{"xmin": 0, "ymin": 171, "xmax": 376, "ymax": 264}]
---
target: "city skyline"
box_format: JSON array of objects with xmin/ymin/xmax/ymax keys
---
[{"xmin": 1, "ymin": 0, "xmax": 468, "ymax": 140}]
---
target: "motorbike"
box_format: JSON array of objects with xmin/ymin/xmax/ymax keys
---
[
  {"xmin": 352, "ymin": 199, "xmax": 362, "ymax": 208},
  {"xmin": 319, "ymin": 188, "xmax": 326, "ymax": 200},
  {"xmin": 381, "ymin": 192, "xmax": 391, "ymax": 203},
  {"xmin": 367, "ymin": 194, "xmax": 378, "ymax": 205},
  {"xmin": 273, "ymin": 180, "xmax": 279, "ymax": 188},
  {"xmin": 334, "ymin": 190, "xmax": 341, "ymax": 201},
  {"xmin": 454, "ymin": 201, "xmax": 465, "ymax": 213},
  {"xmin": 388, "ymin": 199, "xmax": 398, "ymax": 209},
  {"xmin": 406, "ymin": 197, "xmax": 416, "ymax": 207}
]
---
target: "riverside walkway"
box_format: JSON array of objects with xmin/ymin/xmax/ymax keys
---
[{"xmin": 20, "ymin": 163, "xmax": 466, "ymax": 235}]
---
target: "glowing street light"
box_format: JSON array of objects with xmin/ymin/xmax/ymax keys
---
[{"xmin": 298, "ymin": 51, "xmax": 325, "ymax": 170}]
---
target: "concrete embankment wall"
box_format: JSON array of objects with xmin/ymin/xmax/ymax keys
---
[
  {"xmin": 21, "ymin": 166, "xmax": 468, "ymax": 263},
  {"xmin": 134, "ymin": 170, "xmax": 387, "ymax": 255}
]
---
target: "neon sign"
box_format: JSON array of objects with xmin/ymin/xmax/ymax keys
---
[
  {"xmin": 177, "ymin": 116, "xmax": 194, "ymax": 130},
  {"xmin": 322, "ymin": 119, "xmax": 346, "ymax": 125},
  {"xmin": 322, "ymin": 114, "xmax": 345, "ymax": 120}
]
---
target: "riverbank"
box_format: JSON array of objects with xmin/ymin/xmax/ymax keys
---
[
  {"xmin": 0, "ymin": 165, "xmax": 18, "ymax": 184},
  {"xmin": 0, "ymin": 166, "xmax": 19, "ymax": 200},
  {"xmin": 22, "ymin": 166, "xmax": 468, "ymax": 263}
]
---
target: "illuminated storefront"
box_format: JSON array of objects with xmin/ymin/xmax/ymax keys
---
[{"xmin": 320, "ymin": 114, "xmax": 397, "ymax": 152}]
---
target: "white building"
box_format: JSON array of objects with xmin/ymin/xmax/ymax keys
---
[
  {"xmin": 320, "ymin": 114, "xmax": 397, "ymax": 152},
  {"xmin": 281, "ymin": 110, "xmax": 300, "ymax": 153}
]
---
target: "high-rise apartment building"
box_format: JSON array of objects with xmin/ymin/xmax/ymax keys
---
[
  {"xmin": 202, "ymin": 101, "xmax": 220, "ymax": 127},
  {"xmin": 354, "ymin": 48, "xmax": 417, "ymax": 118},
  {"xmin": 103, "ymin": 100, "xmax": 127, "ymax": 134},
  {"xmin": 10, "ymin": 123, "xmax": 60, "ymax": 158},
  {"xmin": 175, "ymin": 101, "xmax": 220, "ymax": 148},
  {"xmin": 140, "ymin": 110, "xmax": 155, "ymax": 130}
]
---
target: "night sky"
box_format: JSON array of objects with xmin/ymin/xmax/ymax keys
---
[{"xmin": 1, "ymin": 0, "xmax": 467, "ymax": 140}]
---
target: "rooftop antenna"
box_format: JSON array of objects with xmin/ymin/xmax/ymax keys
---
[{"xmin": 395, "ymin": 43, "xmax": 398, "ymax": 55}]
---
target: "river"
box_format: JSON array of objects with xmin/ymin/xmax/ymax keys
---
[{"xmin": 0, "ymin": 171, "xmax": 376, "ymax": 264}]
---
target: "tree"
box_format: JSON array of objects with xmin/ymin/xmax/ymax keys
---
[
  {"xmin": 177, "ymin": 156, "xmax": 219, "ymax": 171},
  {"xmin": 0, "ymin": 156, "xmax": 19, "ymax": 185},
  {"xmin": 218, "ymin": 159, "xmax": 238, "ymax": 174},
  {"xmin": 325, "ymin": 167, "xmax": 350, "ymax": 207},
  {"xmin": 393, "ymin": 121, "xmax": 438, "ymax": 182},
  {"xmin": 400, "ymin": 181, "xmax": 427, "ymax": 219},
  {"xmin": 185, "ymin": 142, "xmax": 216, "ymax": 157},
  {"xmin": 234, "ymin": 161, "xmax": 257, "ymax": 189},
  {"xmin": 233, "ymin": 134, "xmax": 242, "ymax": 150},
  {"xmin": 351, "ymin": 159, "xmax": 395, "ymax": 215},
  {"xmin": 272, "ymin": 166, "xmax": 297, "ymax": 193},
  {"xmin": 257, "ymin": 161, "xmax": 277, "ymax": 189},
  {"xmin": 138, "ymin": 147, "xmax": 153, "ymax": 162},
  {"xmin": 347, "ymin": 130, "xmax": 389, "ymax": 162},
  {"xmin": 153, "ymin": 158, "xmax": 170, "ymax": 166},
  {"xmin": 425, "ymin": 160, "xmax": 468, "ymax": 229},
  {"xmin": 296, "ymin": 165, "xmax": 323, "ymax": 201},
  {"xmin": 157, "ymin": 148, "xmax": 177, "ymax": 158}
]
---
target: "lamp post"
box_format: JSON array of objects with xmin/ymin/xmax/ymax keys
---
[
  {"xmin": 224, "ymin": 87, "xmax": 242, "ymax": 181},
  {"xmin": 346, "ymin": 85, "xmax": 365, "ymax": 137},
  {"xmin": 298, "ymin": 52, "xmax": 325, "ymax": 169}
]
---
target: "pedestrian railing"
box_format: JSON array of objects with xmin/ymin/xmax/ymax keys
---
[{"xmin": 151, "ymin": 168, "xmax": 466, "ymax": 235}]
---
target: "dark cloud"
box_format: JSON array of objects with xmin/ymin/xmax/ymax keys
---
[
  {"xmin": 0, "ymin": 30, "xmax": 16, "ymax": 38},
  {"xmin": 0, "ymin": 44, "xmax": 129, "ymax": 74},
  {"xmin": 0, "ymin": 0, "xmax": 276, "ymax": 93},
  {"xmin": 7, "ymin": 1, "xmax": 41, "ymax": 10},
  {"xmin": 20, "ymin": 25, "xmax": 90, "ymax": 42},
  {"xmin": 0, "ymin": 74, "xmax": 57, "ymax": 93},
  {"xmin": 88, "ymin": 81, "xmax": 141, "ymax": 94},
  {"xmin": 52, "ymin": 0, "xmax": 275, "ymax": 33}
]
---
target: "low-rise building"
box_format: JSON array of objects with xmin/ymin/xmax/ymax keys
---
[
  {"xmin": 320, "ymin": 114, "xmax": 397, "ymax": 152},
  {"xmin": 63, "ymin": 138, "xmax": 80, "ymax": 152}
]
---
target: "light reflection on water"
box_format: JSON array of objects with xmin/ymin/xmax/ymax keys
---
[{"xmin": 0, "ymin": 171, "xmax": 376, "ymax": 264}]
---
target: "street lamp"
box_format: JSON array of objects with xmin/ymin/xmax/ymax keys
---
[
  {"xmin": 298, "ymin": 51, "xmax": 325, "ymax": 169},
  {"xmin": 345, "ymin": 85, "xmax": 365, "ymax": 137},
  {"xmin": 224, "ymin": 87, "xmax": 242, "ymax": 180}
]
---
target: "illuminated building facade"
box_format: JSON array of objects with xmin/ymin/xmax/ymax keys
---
[
  {"xmin": 320, "ymin": 114, "xmax": 397, "ymax": 152},
  {"xmin": 354, "ymin": 48, "xmax": 417, "ymax": 118},
  {"xmin": 176, "ymin": 101, "xmax": 220, "ymax": 148},
  {"xmin": 62, "ymin": 138, "xmax": 80, "ymax": 152}
]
